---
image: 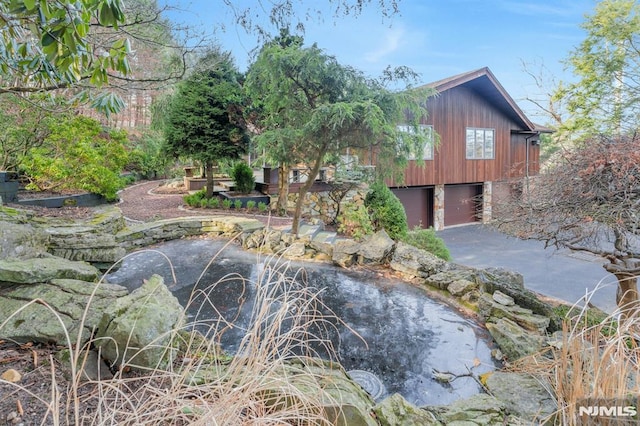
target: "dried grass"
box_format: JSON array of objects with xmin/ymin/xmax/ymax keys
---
[{"xmin": 0, "ymin": 245, "xmax": 359, "ymax": 425}]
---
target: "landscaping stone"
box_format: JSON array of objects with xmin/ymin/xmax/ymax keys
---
[
  {"xmin": 0, "ymin": 279, "xmax": 128, "ymax": 344},
  {"xmin": 95, "ymin": 274, "xmax": 183, "ymax": 370},
  {"xmin": 332, "ymin": 239, "xmax": 361, "ymax": 267},
  {"xmin": 0, "ymin": 221, "xmax": 49, "ymax": 259},
  {"xmin": 485, "ymin": 318, "xmax": 546, "ymax": 361},
  {"xmin": 492, "ymin": 290, "xmax": 515, "ymax": 306},
  {"xmin": 447, "ymin": 279, "xmax": 477, "ymax": 297},
  {"xmin": 479, "ymin": 293, "xmax": 550, "ymax": 333},
  {"xmin": 482, "ymin": 371, "xmax": 556, "ymax": 424},
  {"xmin": 389, "ymin": 241, "xmax": 447, "ymax": 278},
  {"xmin": 425, "ymin": 393, "xmax": 522, "ymax": 425},
  {"xmin": 357, "ymin": 230, "xmax": 395, "ymax": 264},
  {"xmin": 0, "ymin": 256, "xmax": 100, "ymax": 285},
  {"xmin": 374, "ymin": 393, "xmax": 440, "ymax": 425}
]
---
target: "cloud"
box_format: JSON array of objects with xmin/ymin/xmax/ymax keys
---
[{"xmin": 363, "ymin": 26, "xmax": 406, "ymax": 63}]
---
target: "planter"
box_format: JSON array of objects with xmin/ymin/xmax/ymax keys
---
[
  {"xmin": 220, "ymin": 191, "xmax": 270, "ymax": 208},
  {"xmin": 0, "ymin": 171, "xmax": 19, "ymax": 204},
  {"xmin": 17, "ymin": 192, "xmax": 108, "ymax": 208}
]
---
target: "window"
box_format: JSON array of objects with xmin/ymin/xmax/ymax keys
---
[
  {"xmin": 397, "ymin": 124, "xmax": 434, "ymax": 160},
  {"xmin": 466, "ymin": 128, "xmax": 494, "ymax": 159}
]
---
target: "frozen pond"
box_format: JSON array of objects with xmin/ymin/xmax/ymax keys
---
[{"xmin": 106, "ymin": 238, "xmax": 498, "ymax": 406}]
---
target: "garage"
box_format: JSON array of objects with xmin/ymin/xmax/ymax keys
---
[
  {"xmin": 392, "ymin": 186, "xmax": 434, "ymax": 229},
  {"xmin": 444, "ymin": 184, "xmax": 482, "ymax": 227}
]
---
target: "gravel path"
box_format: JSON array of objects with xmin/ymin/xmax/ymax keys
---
[{"xmin": 118, "ymin": 180, "xmax": 293, "ymax": 228}]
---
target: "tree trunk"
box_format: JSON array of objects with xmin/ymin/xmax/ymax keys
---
[
  {"xmin": 277, "ymin": 164, "xmax": 290, "ymax": 216},
  {"xmin": 615, "ymin": 272, "xmax": 639, "ymax": 322},
  {"xmin": 292, "ymin": 158, "xmax": 325, "ymax": 235},
  {"xmin": 205, "ymin": 160, "xmax": 214, "ymax": 199}
]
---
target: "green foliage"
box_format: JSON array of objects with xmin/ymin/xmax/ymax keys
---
[
  {"xmin": 245, "ymin": 30, "xmax": 434, "ymax": 233},
  {"xmin": 246, "ymin": 200, "xmax": 256, "ymax": 211},
  {"xmin": 126, "ymin": 131, "xmax": 170, "ymax": 179},
  {"xmin": 199, "ymin": 199, "xmax": 209, "ymax": 208},
  {"xmin": 401, "ymin": 227, "xmax": 451, "ymax": 260},
  {"xmin": 19, "ymin": 115, "xmax": 129, "ymax": 200},
  {"xmin": 556, "ymin": 0, "xmax": 640, "ymax": 137},
  {"xmin": 258, "ymin": 201, "xmax": 268, "ymax": 212},
  {"xmin": 183, "ymin": 189, "xmax": 206, "ymax": 207},
  {"xmin": 337, "ymin": 202, "xmax": 374, "ymax": 241},
  {"xmin": 233, "ymin": 199, "xmax": 243, "ymax": 209},
  {"xmin": 231, "ymin": 162, "xmax": 255, "ymax": 194},
  {"xmin": 208, "ymin": 197, "xmax": 220, "ymax": 208},
  {"xmin": 0, "ymin": 0, "xmax": 130, "ymax": 115},
  {"xmin": 364, "ymin": 181, "xmax": 408, "ymax": 240},
  {"xmin": 222, "ymin": 199, "xmax": 232, "ymax": 209}
]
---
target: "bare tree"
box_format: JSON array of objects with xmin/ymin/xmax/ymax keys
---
[{"xmin": 495, "ymin": 133, "xmax": 640, "ymax": 319}]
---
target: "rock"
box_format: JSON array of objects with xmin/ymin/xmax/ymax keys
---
[
  {"xmin": 448, "ymin": 279, "xmax": 477, "ymax": 297},
  {"xmin": 332, "ymin": 239, "xmax": 361, "ymax": 268},
  {"xmin": 357, "ymin": 230, "xmax": 395, "ymax": 264},
  {"xmin": 485, "ymin": 318, "xmax": 546, "ymax": 361},
  {"xmin": 285, "ymin": 241, "xmax": 307, "ymax": 257},
  {"xmin": 0, "ymin": 279, "xmax": 128, "ymax": 344},
  {"xmin": 45, "ymin": 225, "xmax": 126, "ymax": 263},
  {"xmin": 492, "ymin": 290, "xmax": 515, "ymax": 306},
  {"xmin": 1, "ymin": 368, "xmax": 21, "ymax": 383},
  {"xmin": 55, "ymin": 349, "xmax": 114, "ymax": 381},
  {"xmin": 389, "ymin": 242, "xmax": 447, "ymax": 278},
  {"xmin": 478, "ymin": 267, "xmax": 554, "ymax": 319},
  {"xmin": 374, "ymin": 393, "xmax": 440, "ymax": 426},
  {"xmin": 425, "ymin": 393, "xmax": 522, "ymax": 425},
  {"xmin": 95, "ymin": 274, "xmax": 184, "ymax": 370},
  {"xmin": 0, "ymin": 221, "xmax": 49, "ymax": 259},
  {"xmin": 0, "ymin": 256, "xmax": 100, "ymax": 285},
  {"xmin": 482, "ymin": 371, "xmax": 556, "ymax": 424},
  {"xmin": 424, "ymin": 267, "xmax": 476, "ymax": 291},
  {"xmin": 479, "ymin": 294, "xmax": 550, "ymax": 333}
]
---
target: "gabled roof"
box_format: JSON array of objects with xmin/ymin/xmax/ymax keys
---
[{"xmin": 424, "ymin": 67, "xmax": 538, "ymax": 132}]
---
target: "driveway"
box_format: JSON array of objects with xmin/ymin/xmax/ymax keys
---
[{"xmin": 437, "ymin": 224, "xmax": 618, "ymax": 313}]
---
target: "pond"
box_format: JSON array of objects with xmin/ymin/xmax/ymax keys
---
[{"xmin": 106, "ymin": 238, "xmax": 498, "ymax": 406}]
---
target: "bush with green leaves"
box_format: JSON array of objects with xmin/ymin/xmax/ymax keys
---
[
  {"xmin": 222, "ymin": 199, "xmax": 232, "ymax": 209},
  {"xmin": 126, "ymin": 131, "xmax": 170, "ymax": 180},
  {"xmin": 246, "ymin": 200, "xmax": 256, "ymax": 211},
  {"xmin": 401, "ymin": 227, "xmax": 451, "ymax": 260},
  {"xmin": 208, "ymin": 197, "xmax": 220, "ymax": 208},
  {"xmin": 234, "ymin": 199, "xmax": 243, "ymax": 209},
  {"xmin": 184, "ymin": 190, "xmax": 206, "ymax": 207},
  {"xmin": 258, "ymin": 202, "xmax": 268, "ymax": 213},
  {"xmin": 231, "ymin": 162, "xmax": 255, "ymax": 194},
  {"xmin": 364, "ymin": 181, "xmax": 408, "ymax": 240},
  {"xmin": 337, "ymin": 202, "xmax": 374, "ymax": 241},
  {"xmin": 20, "ymin": 115, "xmax": 129, "ymax": 201}
]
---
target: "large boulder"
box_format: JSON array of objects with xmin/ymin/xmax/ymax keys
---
[
  {"xmin": 482, "ymin": 371, "xmax": 556, "ymax": 424},
  {"xmin": 374, "ymin": 393, "xmax": 440, "ymax": 425},
  {"xmin": 0, "ymin": 256, "xmax": 100, "ymax": 285},
  {"xmin": 425, "ymin": 393, "xmax": 523, "ymax": 425},
  {"xmin": 95, "ymin": 274, "xmax": 184, "ymax": 370},
  {"xmin": 0, "ymin": 279, "xmax": 128, "ymax": 344},
  {"xmin": 357, "ymin": 230, "xmax": 395, "ymax": 264},
  {"xmin": 332, "ymin": 239, "xmax": 361, "ymax": 268},
  {"xmin": 0, "ymin": 221, "xmax": 49, "ymax": 259},
  {"xmin": 485, "ymin": 318, "xmax": 546, "ymax": 361},
  {"xmin": 45, "ymin": 225, "xmax": 126, "ymax": 263},
  {"xmin": 478, "ymin": 293, "xmax": 550, "ymax": 333},
  {"xmin": 389, "ymin": 242, "xmax": 447, "ymax": 279}
]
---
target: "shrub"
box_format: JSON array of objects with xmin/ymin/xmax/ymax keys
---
[
  {"xmin": 231, "ymin": 162, "xmax": 255, "ymax": 194},
  {"xmin": 246, "ymin": 200, "xmax": 256, "ymax": 211},
  {"xmin": 258, "ymin": 202, "xmax": 268, "ymax": 213},
  {"xmin": 222, "ymin": 198, "xmax": 232, "ymax": 209},
  {"xmin": 199, "ymin": 199, "xmax": 209, "ymax": 208},
  {"xmin": 208, "ymin": 197, "xmax": 220, "ymax": 208},
  {"xmin": 337, "ymin": 202, "xmax": 374, "ymax": 241},
  {"xmin": 234, "ymin": 199, "xmax": 243, "ymax": 210},
  {"xmin": 184, "ymin": 190, "xmax": 206, "ymax": 207},
  {"xmin": 364, "ymin": 180, "xmax": 408, "ymax": 240},
  {"xmin": 401, "ymin": 227, "xmax": 451, "ymax": 260}
]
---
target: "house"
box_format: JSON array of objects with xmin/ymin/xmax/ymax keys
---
[{"xmin": 388, "ymin": 67, "xmax": 549, "ymax": 230}]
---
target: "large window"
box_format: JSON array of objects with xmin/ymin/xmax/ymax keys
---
[
  {"xmin": 397, "ymin": 124, "xmax": 434, "ymax": 160},
  {"xmin": 466, "ymin": 128, "xmax": 494, "ymax": 159}
]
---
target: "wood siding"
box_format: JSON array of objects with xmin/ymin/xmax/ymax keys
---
[{"xmin": 390, "ymin": 85, "xmax": 540, "ymax": 187}]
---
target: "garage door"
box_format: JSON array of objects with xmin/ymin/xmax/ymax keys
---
[
  {"xmin": 444, "ymin": 184, "xmax": 482, "ymax": 226},
  {"xmin": 392, "ymin": 187, "xmax": 434, "ymax": 229}
]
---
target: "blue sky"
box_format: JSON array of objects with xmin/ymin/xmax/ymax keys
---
[{"xmin": 161, "ymin": 0, "xmax": 598, "ymax": 121}]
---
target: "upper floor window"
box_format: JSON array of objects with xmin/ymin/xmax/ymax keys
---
[
  {"xmin": 397, "ymin": 124, "xmax": 434, "ymax": 160},
  {"xmin": 466, "ymin": 128, "xmax": 495, "ymax": 159}
]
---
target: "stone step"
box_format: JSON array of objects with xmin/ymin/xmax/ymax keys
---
[{"xmin": 312, "ymin": 230, "xmax": 337, "ymax": 245}]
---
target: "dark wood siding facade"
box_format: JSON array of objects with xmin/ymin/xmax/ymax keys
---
[{"xmin": 397, "ymin": 85, "xmax": 540, "ymax": 187}]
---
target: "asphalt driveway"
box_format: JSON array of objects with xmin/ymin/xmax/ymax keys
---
[{"xmin": 437, "ymin": 224, "xmax": 618, "ymax": 313}]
